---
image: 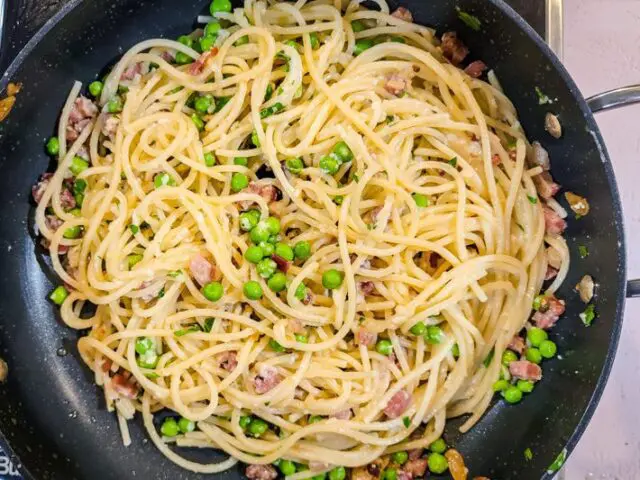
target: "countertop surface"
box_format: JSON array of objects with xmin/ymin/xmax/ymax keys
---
[{"xmin": 1, "ymin": 1, "xmax": 639, "ymax": 479}]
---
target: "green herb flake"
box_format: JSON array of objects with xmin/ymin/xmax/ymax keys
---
[
  {"xmin": 535, "ymin": 86, "xmax": 553, "ymax": 105},
  {"xmin": 578, "ymin": 245, "xmax": 589, "ymax": 258},
  {"xmin": 157, "ymin": 288, "xmax": 165, "ymax": 298},
  {"xmin": 402, "ymin": 416, "xmax": 411, "ymax": 428},
  {"xmin": 527, "ymin": 195, "xmax": 537, "ymax": 204},
  {"xmin": 129, "ymin": 224, "xmax": 139, "ymax": 234},
  {"xmin": 352, "ymin": 173, "xmax": 360, "ymax": 183},
  {"xmin": 580, "ymin": 304, "xmax": 596, "ymax": 327},
  {"xmin": 524, "ymin": 448, "xmax": 533, "ymax": 461},
  {"xmin": 204, "ymin": 317, "xmax": 215, "ymax": 333},
  {"xmin": 507, "ymin": 137, "xmax": 518, "ymax": 149},
  {"xmin": 174, "ymin": 325, "xmax": 202, "ymax": 337},
  {"xmin": 144, "ymin": 372, "xmax": 160, "ymax": 379},
  {"xmin": 448, "ymin": 157, "xmax": 458, "ymax": 167},
  {"xmin": 167, "ymin": 270, "xmax": 182, "ymax": 278},
  {"xmin": 456, "ymin": 7, "xmax": 482, "ymax": 31},
  {"xmin": 483, "ymin": 347, "xmax": 495, "ymax": 367},
  {"xmin": 547, "ymin": 449, "xmax": 567, "ymax": 473}
]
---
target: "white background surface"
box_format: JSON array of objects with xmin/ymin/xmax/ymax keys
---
[{"xmin": 563, "ymin": 1, "xmax": 640, "ymax": 479}]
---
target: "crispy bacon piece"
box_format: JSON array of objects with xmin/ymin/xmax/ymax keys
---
[
  {"xmin": 441, "ymin": 32, "xmax": 469, "ymax": 66},
  {"xmin": 402, "ymin": 458, "xmax": 428, "ymax": 478},
  {"xmin": 464, "ymin": 60, "xmax": 487, "ymax": 78},
  {"xmin": 188, "ymin": 47, "xmax": 219, "ymax": 75},
  {"xmin": 32, "ymin": 173, "xmax": 54, "ymax": 204},
  {"xmin": 509, "ymin": 360, "xmax": 542, "ymax": 382},
  {"xmin": 66, "ymin": 96, "xmax": 98, "ymax": 142},
  {"xmin": 218, "ymin": 351, "xmax": 238, "ymax": 372},
  {"xmin": 408, "ymin": 449, "xmax": 424, "ymax": 461},
  {"xmin": 543, "ymin": 206, "xmax": 567, "ymax": 235},
  {"xmin": 492, "ymin": 153, "xmax": 501, "ymax": 165},
  {"xmin": 120, "ymin": 62, "xmax": 143, "ymax": 81},
  {"xmin": 532, "ymin": 294, "xmax": 565, "ymax": 329},
  {"xmin": 254, "ymin": 364, "xmax": 281, "ymax": 394},
  {"xmin": 384, "ymin": 73, "xmax": 409, "ymax": 96},
  {"xmin": 189, "ymin": 253, "xmax": 220, "ymax": 286},
  {"xmin": 545, "ymin": 266, "xmax": 559, "ymax": 281},
  {"xmin": 331, "ymin": 409, "xmax": 352, "ymax": 420},
  {"xmin": 534, "ymin": 172, "xmax": 561, "ymax": 199},
  {"xmin": 508, "ymin": 336, "xmax": 525, "ymax": 355},
  {"xmin": 111, "ymin": 370, "xmax": 140, "ymax": 399},
  {"xmin": 384, "ymin": 389, "xmax": 411, "ymax": 418},
  {"xmin": 358, "ymin": 281, "xmax": 375, "ymax": 295},
  {"xmin": 356, "ymin": 327, "xmax": 377, "ymax": 347},
  {"xmin": 272, "ymin": 254, "xmax": 291, "ymax": 273},
  {"xmin": 391, "ymin": 7, "xmax": 413, "ymax": 22}
]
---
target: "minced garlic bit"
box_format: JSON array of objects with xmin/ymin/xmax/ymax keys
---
[
  {"xmin": 576, "ymin": 275, "xmax": 595, "ymax": 303},
  {"xmin": 0, "ymin": 358, "xmax": 7, "ymax": 382},
  {"xmin": 545, "ymin": 113, "xmax": 562, "ymax": 139},
  {"xmin": 445, "ymin": 449, "xmax": 469, "ymax": 480},
  {"xmin": 565, "ymin": 191, "xmax": 590, "ymax": 217},
  {"xmin": 0, "ymin": 83, "xmax": 22, "ymax": 123}
]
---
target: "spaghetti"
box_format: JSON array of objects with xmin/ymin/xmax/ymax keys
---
[{"xmin": 34, "ymin": 0, "xmax": 570, "ymax": 476}]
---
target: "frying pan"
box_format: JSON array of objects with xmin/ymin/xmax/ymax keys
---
[{"xmin": 0, "ymin": 0, "xmax": 636, "ymax": 478}]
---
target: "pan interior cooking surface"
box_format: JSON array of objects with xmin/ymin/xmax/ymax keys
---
[{"xmin": 0, "ymin": 1, "xmax": 625, "ymax": 479}]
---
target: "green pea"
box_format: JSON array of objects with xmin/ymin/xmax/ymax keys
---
[
  {"xmin": 239, "ymin": 415, "xmax": 252, "ymax": 429},
  {"xmin": 293, "ymin": 241, "xmax": 311, "ymax": 261},
  {"xmin": 178, "ymin": 417, "xmax": 196, "ymax": 433},
  {"xmin": 286, "ymin": 157, "xmax": 304, "ymax": 174},
  {"xmin": 312, "ymin": 475, "xmax": 326, "ymax": 480},
  {"xmin": 195, "ymin": 95, "xmax": 212, "ymax": 113},
  {"xmin": 70, "ymin": 156, "xmax": 89, "ymax": 175},
  {"xmin": 383, "ymin": 469, "xmax": 397, "ymax": 480},
  {"xmin": 501, "ymin": 350, "xmax": 518, "ymax": 366},
  {"xmin": 245, "ymin": 245, "xmax": 264, "ymax": 264},
  {"xmin": 199, "ymin": 35, "xmax": 216, "ymax": 52},
  {"xmin": 308, "ymin": 415, "xmax": 323, "ymax": 424},
  {"xmin": 354, "ymin": 39, "xmax": 374, "ymax": 55},
  {"xmin": 274, "ymin": 243, "xmax": 294, "ymax": 261},
  {"xmin": 251, "ymin": 130, "xmax": 260, "ymax": 147},
  {"xmin": 376, "ymin": 339, "xmax": 393, "ymax": 355},
  {"xmin": 88, "ymin": 81, "xmax": 103, "ymax": 97},
  {"xmin": 332, "ymin": 141, "xmax": 353, "ymax": 162},
  {"xmin": 425, "ymin": 325, "xmax": 444, "ymax": 344},
  {"xmin": 429, "ymin": 438, "xmax": 447, "ymax": 454},
  {"xmin": 351, "ymin": 20, "xmax": 366, "ymax": 32},
  {"xmin": 525, "ymin": 347, "xmax": 542, "ymax": 364},
  {"xmin": 539, "ymin": 340, "xmax": 557, "ymax": 359},
  {"xmin": 451, "ymin": 343, "xmax": 460, "ymax": 358},
  {"xmin": 49, "ymin": 285, "xmax": 69, "ymax": 305},
  {"xmin": 191, "ymin": 113, "xmax": 205, "ymax": 131},
  {"xmin": 138, "ymin": 349, "xmax": 159, "ymax": 368},
  {"xmin": 409, "ymin": 321, "xmax": 426, "ymax": 336},
  {"xmin": 135, "ymin": 337, "xmax": 154, "ymax": 355},
  {"xmin": 427, "ymin": 452, "xmax": 448, "ymax": 474},
  {"xmin": 177, "ymin": 35, "xmax": 193, "ymax": 48},
  {"xmin": 265, "ymin": 216, "xmax": 281, "ymax": 235},
  {"xmin": 527, "ymin": 327, "xmax": 548, "ymax": 347},
  {"xmin": 412, "ymin": 193, "xmax": 430, "ymax": 207},
  {"xmin": 295, "ymin": 283, "xmax": 307, "ymax": 300},
  {"xmin": 269, "ymin": 338, "xmax": 286, "ymax": 352},
  {"xmin": 259, "ymin": 241, "xmax": 275, "ymax": 256},
  {"xmin": 280, "ymin": 460, "xmax": 297, "ymax": 476},
  {"xmin": 46, "ymin": 137, "xmax": 60, "ymax": 156},
  {"xmin": 244, "ymin": 281, "xmax": 263, "ymax": 300},
  {"xmin": 257, "ymin": 258, "xmax": 277, "ymax": 279},
  {"xmin": 391, "ymin": 451, "xmax": 408, "ymax": 465},
  {"xmin": 502, "ymin": 386, "xmax": 523, "ymax": 404},
  {"xmin": 231, "ymin": 173, "xmax": 249, "ymax": 192},
  {"xmin": 234, "ymin": 156, "xmax": 249, "ymax": 167},
  {"xmin": 268, "ymin": 272, "xmax": 287, "ymax": 292},
  {"xmin": 492, "ymin": 379, "xmax": 510, "ymax": 392},
  {"xmin": 210, "ymin": 0, "xmax": 232, "ymax": 14},
  {"xmin": 294, "ymin": 334, "xmax": 308, "ymax": 343},
  {"xmin": 322, "ymin": 269, "xmax": 343, "ymax": 289},
  {"xmin": 160, "ymin": 418, "xmax": 179, "ymax": 437},
  {"xmin": 328, "ymin": 466, "xmax": 346, "ymax": 480},
  {"xmin": 204, "ymin": 21, "xmax": 222, "ymax": 37},
  {"xmin": 309, "ymin": 33, "xmax": 320, "ymax": 49},
  {"xmin": 204, "ymin": 152, "xmax": 216, "ymax": 167},
  {"xmin": 239, "ymin": 211, "xmax": 258, "ymax": 232},
  {"xmin": 319, "ymin": 155, "xmax": 340, "ymax": 174},
  {"xmin": 154, "ymin": 172, "xmax": 175, "ymax": 188},
  {"xmin": 517, "ymin": 380, "xmax": 535, "ymax": 393},
  {"xmin": 202, "ymin": 281, "xmax": 224, "ymax": 302},
  {"xmin": 235, "ymin": 35, "xmax": 249, "ymax": 46},
  {"xmin": 247, "ymin": 417, "xmax": 268, "ymax": 437},
  {"xmin": 63, "ymin": 225, "xmax": 82, "ymax": 239},
  {"xmin": 106, "ymin": 96, "xmax": 123, "ymax": 113},
  {"xmin": 127, "ymin": 254, "xmax": 143, "ymax": 269}
]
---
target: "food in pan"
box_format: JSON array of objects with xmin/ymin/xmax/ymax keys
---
[{"xmin": 32, "ymin": 0, "xmax": 581, "ymax": 477}]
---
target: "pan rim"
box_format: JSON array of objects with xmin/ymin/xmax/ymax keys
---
[{"xmin": 0, "ymin": 0, "xmax": 627, "ymax": 478}]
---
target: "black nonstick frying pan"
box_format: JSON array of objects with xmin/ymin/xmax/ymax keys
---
[{"xmin": 0, "ymin": 0, "xmax": 637, "ymax": 478}]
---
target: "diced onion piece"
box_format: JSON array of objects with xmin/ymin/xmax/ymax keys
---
[{"xmin": 545, "ymin": 113, "xmax": 562, "ymax": 138}]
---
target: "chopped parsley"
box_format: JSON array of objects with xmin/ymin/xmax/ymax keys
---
[
  {"xmin": 385, "ymin": 115, "xmax": 395, "ymax": 124},
  {"xmin": 203, "ymin": 317, "xmax": 215, "ymax": 333},
  {"xmin": 129, "ymin": 224, "xmax": 139, "ymax": 234},
  {"xmin": 448, "ymin": 157, "xmax": 458, "ymax": 167},
  {"xmin": 456, "ymin": 7, "xmax": 482, "ymax": 31},
  {"xmin": 547, "ymin": 449, "xmax": 567, "ymax": 473},
  {"xmin": 507, "ymin": 137, "xmax": 518, "ymax": 149},
  {"xmin": 578, "ymin": 245, "xmax": 589, "ymax": 258},
  {"xmin": 167, "ymin": 270, "xmax": 182, "ymax": 278},
  {"xmin": 402, "ymin": 416, "xmax": 411, "ymax": 428},
  {"xmin": 483, "ymin": 347, "xmax": 495, "ymax": 367},
  {"xmin": 535, "ymin": 86, "xmax": 553, "ymax": 105},
  {"xmin": 144, "ymin": 372, "xmax": 160, "ymax": 379},
  {"xmin": 524, "ymin": 448, "xmax": 533, "ymax": 461},
  {"xmin": 157, "ymin": 288, "xmax": 165, "ymax": 298},
  {"xmin": 259, "ymin": 102, "xmax": 285, "ymax": 119},
  {"xmin": 527, "ymin": 195, "xmax": 537, "ymax": 204},
  {"xmin": 580, "ymin": 304, "xmax": 596, "ymax": 327},
  {"xmin": 174, "ymin": 325, "xmax": 202, "ymax": 337},
  {"xmin": 351, "ymin": 172, "xmax": 361, "ymax": 183}
]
